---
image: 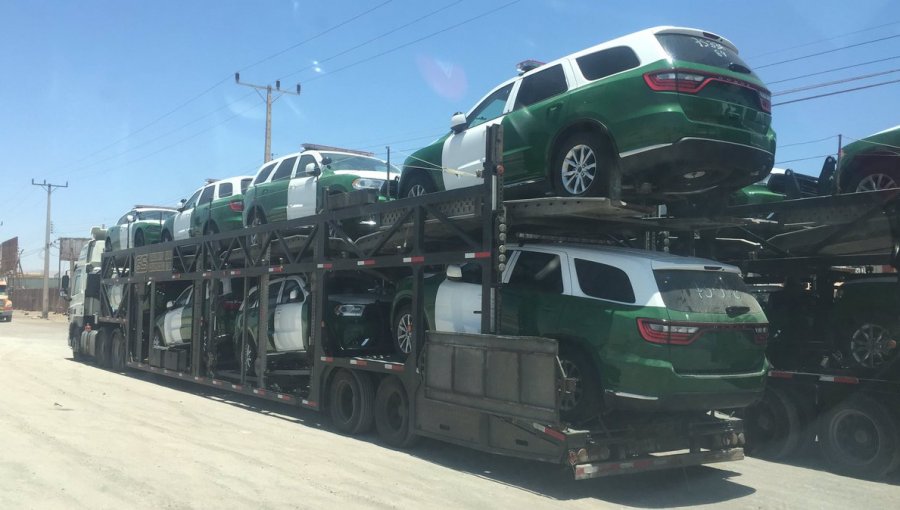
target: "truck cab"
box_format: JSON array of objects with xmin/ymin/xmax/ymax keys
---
[
  {"xmin": 0, "ymin": 278, "xmax": 12, "ymax": 322},
  {"xmin": 65, "ymin": 227, "xmax": 106, "ymax": 349}
]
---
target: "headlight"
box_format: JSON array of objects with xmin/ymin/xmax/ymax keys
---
[
  {"xmin": 335, "ymin": 304, "xmax": 365, "ymax": 317},
  {"xmin": 352, "ymin": 178, "xmax": 385, "ymax": 190}
]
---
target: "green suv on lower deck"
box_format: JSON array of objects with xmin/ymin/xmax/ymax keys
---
[
  {"xmin": 391, "ymin": 243, "xmax": 769, "ymax": 422},
  {"xmin": 399, "ymin": 26, "xmax": 775, "ymax": 203}
]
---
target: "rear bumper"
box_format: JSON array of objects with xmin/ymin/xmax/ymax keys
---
[
  {"xmin": 574, "ymin": 447, "xmax": 744, "ymax": 480},
  {"xmin": 619, "ymin": 137, "xmax": 774, "ymax": 195},
  {"xmin": 608, "ymin": 388, "xmax": 764, "ymax": 412}
]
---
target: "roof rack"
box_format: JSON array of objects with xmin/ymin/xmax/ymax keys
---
[
  {"xmin": 301, "ymin": 143, "xmax": 375, "ymax": 157},
  {"xmin": 133, "ymin": 204, "xmax": 177, "ymax": 210}
]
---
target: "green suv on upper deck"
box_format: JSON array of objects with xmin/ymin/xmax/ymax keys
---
[{"xmin": 399, "ymin": 26, "xmax": 775, "ymax": 203}]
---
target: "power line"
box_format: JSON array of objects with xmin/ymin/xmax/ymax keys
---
[
  {"xmin": 775, "ymin": 154, "xmax": 831, "ymax": 165},
  {"xmin": 768, "ymin": 55, "xmax": 900, "ymax": 84},
  {"xmin": 278, "ymin": 0, "xmax": 464, "ymax": 81},
  {"xmin": 747, "ymin": 20, "xmax": 900, "ymax": 59},
  {"xmin": 779, "ymin": 135, "xmax": 837, "ymax": 148},
  {"xmin": 772, "ymin": 78, "xmax": 900, "ymax": 106},
  {"xmin": 756, "ymin": 33, "xmax": 900, "ymax": 69},
  {"xmin": 64, "ymin": 2, "xmax": 393, "ymax": 171},
  {"xmin": 773, "ymin": 67, "xmax": 900, "ymax": 96},
  {"xmin": 304, "ymin": 0, "xmax": 522, "ymax": 84}
]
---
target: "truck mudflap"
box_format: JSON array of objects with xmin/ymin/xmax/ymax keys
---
[{"xmin": 573, "ymin": 447, "xmax": 744, "ymax": 480}]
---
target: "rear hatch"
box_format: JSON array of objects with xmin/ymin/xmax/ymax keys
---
[
  {"xmin": 646, "ymin": 267, "xmax": 768, "ymax": 374},
  {"xmin": 650, "ymin": 30, "xmax": 771, "ymax": 136}
]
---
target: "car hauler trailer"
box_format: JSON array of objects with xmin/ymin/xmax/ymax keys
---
[
  {"xmin": 722, "ymin": 189, "xmax": 900, "ymax": 478},
  {"xmin": 69, "ymin": 125, "xmax": 752, "ymax": 480}
]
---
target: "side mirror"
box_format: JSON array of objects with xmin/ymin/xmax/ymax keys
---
[
  {"xmin": 177, "ymin": 198, "xmax": 186, "ymax": 212},
  {"xmin": 126, "ymin": 214, "xmax": 136, "ymax": 223},
  {"xmin": 61, "ymin": 274, "xmax": 70, "ymax": 293},
  {"xmin": 304, "ymin": 162, "xmax": 321, "ymax": 177},
  {"xmin": 320, "ymin": 156, "xmax": 333, "ymax": 166},
  {"xmin": 446, "ymin": 264, "xmax": 463, "ymax": 281},
  {"xmin": 166, "ymin": 300, "xmax": 174, "ymax": 310},
  {"xmin": 450, "ymin": 112, "xmax": 467, "ymax": 133}
]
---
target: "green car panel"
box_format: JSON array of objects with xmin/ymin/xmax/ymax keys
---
[
  {"xmin": 400, "ymin": 27, "xmax": 775, "ymax": 201},
  {"xmin": 162, "ymin": 176, "xmax": 254, "ymax": 241},
  {"xmin": 837, "ymin": 125, "xmax": 900, "ymax": 192}
]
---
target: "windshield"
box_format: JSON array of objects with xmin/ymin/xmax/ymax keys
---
[
  {"xmin": 656, "ymin": 33, "xmax": 757, "ymax": 78},
  {"xmin": 654, "ymin": 269, "xmax": 763, "ymax": 314},
  {"xmin": 136, "ymin": 209, "xmax": 176, "ymax": 221},
  {"xmin": 322, "ymin": 152, "xmax": 396, "ymax": 173},
  {"xmin": 0, "ymin": 284, "xmax": 7, "ymax": 295}
]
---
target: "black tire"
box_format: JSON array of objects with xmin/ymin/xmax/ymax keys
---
[
  {"xmin": 240, "ymin": 333, "xmax": 257, "ymax": 377},
  {"xmin": 110, "ymin": 329, "xmax": 126, "ymax": 371},
  {"xmin": 329, "ymin": 369, "xmax": 375, "ymax": 435},
  {"xmin": 841, "ymin": 314, "xmax": 900, "ymax": 371},
  {"xmin": 95, "ymin": 329, "xmax": 110, "ymax": 368},
  {"xmin": 558, "ymin": 346, "xmax": 601, "ymax": 424},
  {"xmin": 160, "ymin": 230, "xmax": 173, "ymax": 243},
  {"xmin": 402, "ymin": 172, "xmax": 436, "ymax": 198},
  {"xmin": 393, "ymin": 304, "xmax": 414, "ymax": 359},
  {"xmin": 248, "ymin": 210, "xmax": 266, "ymax": 246},
  {"xmin": 134, "ymin": 230, "xmax": 145, "ymax": 247},
  {"xmin": 375, "ymin": 376, "xmax": 419, "ymax": 448},
  {"xmin": 743, "ymin": 386, "xmax": 801, "ymax": 460},
  {"xmin": 552, "ymin": 132, "xmax": 610, "ymax": 197},
  {"xmin": 820, "ymin": 395, "xmax": 900, "ymax": 478},
  {"xmin": 783, "ymin": 386, "xmax": 818, "ymax": 457},
  {"xmin": 71, "ymin": 327, "xmax": 84, "ymax": 361}
]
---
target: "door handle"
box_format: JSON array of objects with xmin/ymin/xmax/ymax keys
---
[{"xmin": 548, "ymin": 104, "xmax": 562, "ymax": 114}]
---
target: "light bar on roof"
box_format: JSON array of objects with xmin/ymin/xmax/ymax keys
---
[
  {"xmin": 517, "ymin": 59, "xmax": 545, "ymax": 75},
  {"xmin": 301, "ymin": 143, "xmax": 375, "ymax": 157},
  {"xmin": 133, "ymin": 205, "xmax": 178, "ymax": 210}
]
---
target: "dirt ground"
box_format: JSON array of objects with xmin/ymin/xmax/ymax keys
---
[{"xmin": 2, "ymin": 316, "xmax": 899, "ymax": 509}]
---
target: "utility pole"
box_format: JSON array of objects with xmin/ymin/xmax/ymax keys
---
[
  {"xmin": 235, "ymin": 73, "xmax": 301, "ymax": 163},
  {"xmin": 31, "ymin": 179, "xmax": 68, "ymax": 319}
]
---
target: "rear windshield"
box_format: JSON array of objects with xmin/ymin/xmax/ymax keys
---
[
  {"xmin": 656, "ymin": 33, "xmax": 757, "ymax": 78},
  {"xmin": 653, "ymin": 270, "xmax": 763, "ymax": 314}
]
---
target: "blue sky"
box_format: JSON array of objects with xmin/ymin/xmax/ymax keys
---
[{"xmin": 2, "ymin": 0, "xmax": 898, "ymax": 271}]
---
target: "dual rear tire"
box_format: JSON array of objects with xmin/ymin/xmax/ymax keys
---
[{"xmin": 328, "ymin": 370, "xmax": 417, "ymax": 448}]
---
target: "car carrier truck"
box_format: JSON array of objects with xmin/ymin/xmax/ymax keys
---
[{"xmin": 68, "ymin": 126, "xmax": 763, "ymax": 479}]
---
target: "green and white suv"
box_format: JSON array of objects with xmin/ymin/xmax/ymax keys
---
[
  {"xmin": 399, "ymin": 26, "xmax": 775, "ymax": 202},
  {"xmin": 105, "ymin": 206, "xmax": 177, "ymax": 251},
  {"xmin": 242, "ymin": 144, "xmax": 398, "ymax": 231},
  {"xmin": 161, "ymin": 175, "xmax": 254, "ymax": 241},
  {"xmin": 391, "ymin": 243, "xmax": 769, "ymax": 422}
]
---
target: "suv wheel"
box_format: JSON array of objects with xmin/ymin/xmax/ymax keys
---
[
  {"xmin": 558, "ymin": 348, "xmax": 601, "ymax": 423},
  {"xmin": 852, "ymin": 170, "xmax": 898, "ymax": 192},
  {"xmin": 403, "ymin": 173, "xmax": 435, "ymax": 198},
  {"xmin": 553, "ymin": 133, "xmax": 609, "ymax": 197}
]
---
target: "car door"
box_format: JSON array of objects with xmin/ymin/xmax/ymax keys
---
[
  {"xmin": 433, "ymin": 263, "xmax": 514, "ymax": 333},
  {"xmin": 174, "ymin": 189, "xmax": 202, "ymax": 240},
  {"xmin": 501, "ymin": 63, "xmax": 572, "ymax": 181},
  {"xmin": 273, "ymin": 277, "xmax": 308, "ymax": 351},
  {"xmin": 500, "ymin": 249, "xmax": 566, "ymax": 336},
  {"xmin": 257, "ymin": 156, "xmax": 298, "ymax": 223},
  {"xmin": 163, "ymin": 286, "xmax": 192, "ymax": 345},
  {"xmin": 190, "ymin": 185, "xmax": 215, "ymax": 236},
  {"xmin": 117, "ymin": 212, "xmax": 133, "ymax": 249},
  {"xmin": 441, "ymin": 82, "xmax": 515, "ymax": 190},
  {"xmin": 286, "ymin": 154, "xmax": 320, "ymax": 220}
]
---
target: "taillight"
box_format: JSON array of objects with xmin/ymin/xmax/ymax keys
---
[
  {"xmin": 222, "ymin": 300, "xmax": 241, "ymax": 311},
  {"xmin": 753, "ymin": 326, "xmax": 769, "ymax": 345},
  {"xmin": 643, "ymin": 71, "xmax": 709, "ymax": 93},
  {"xmin": 229, "ymin": 200, "xmax": 243, "ymax": 212},
  {"xmin": 757, "ymin": 89, "xmax": 772, "ymax": 113},
  {"xmin": 3, "ymin": 300, "xmax": 12, "ymax": 310},
  {"xmin": 637, "ymin": 319, "xmax": 700, "ymax": 345},
  {"xmin": 637, "ymin": 318, "xmax": 769, "ymax": 346}
]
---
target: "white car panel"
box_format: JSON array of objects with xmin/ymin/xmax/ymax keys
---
[
  {"xmin": 273, "ymin": 302, "xmax": 307, "ymax": 351},
  {"xmin": 434, "ymin": 280, "xmax": 481, "ymax": 333},
  {"xmin": 163, "ymin": 307, "xmax": 185, "ymax": 345},
  {"xmin": 173, "ymin": 207, "xmax": 193, "ymax": 240},
  {"xmin": 286, "ymin": 176, "xmax": 318, "ymax": 220}
]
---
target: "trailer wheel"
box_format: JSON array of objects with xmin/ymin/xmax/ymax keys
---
[
  {"xmin": 110, "ymin": 329, "xmax": 126, "ymax": 371},
  {"xmin": 95, "ymin": 329, "xmax": 110, "ymax": 368},
  {"xmin": 784, "ymin": 386, "xmax": 818, "ymax": 456},
  {"xmin": 743, "ymin": 386, "xmax": 800, "ymax": 460},
  {"xmin": 375, "ymin": 376, "xmax": 419, "ymax": 448},
  {"xmin": 820, "ymin": 395, "xmax": 900, "ymax": 478},
  {"xmin": 329, "ymin": 369, "xmax": 375, "ymax": 435}
]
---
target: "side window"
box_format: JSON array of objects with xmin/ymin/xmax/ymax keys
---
[
  {"xmin": 198, "ymin": 185, "xmax": 215, "ymax": 204},
  {"xmin": 507, "ymin": 251, "xmax": 563, "ymax": 294},
  {"xmin": 240, "ymin": 178, "xmax": 252, "ymax": 193},
  {"xmin": 467, "ymin": 83, "xmax": 513, "ymax": 129},
  {"xmin": 218, "ymin": 182, "xmax": 233, "ymax": 199},
  {"xmin": 73, "ymin": 273, "xmax": 83, "ymax": 294},
  {"xmin": 174, "ymin": 286, "xmax": 193, "ymax": 307},
  {"xmin": 268, "ymin": 281, "xmax": 282, "ymax": 307},
  {"xmin": 296, "ymin": 154, "xmax": 317, "ymax": 176},
  {"xmin": 514, "ymin": 64, "xmax": 568, "ymax": 109},
  {"xmin": 270, "ymin": 157, "xmax": 298, "ymax": 182},
  {"xmin": 183, "ymin": 189, "xmax": 202, "ymax": 210},
  {"xmin": 252, "ymin": 162, "xmax": 278, "ymax": 185},
  {"xmin": 458, "ymin": 263, "xmax": 482, "ymax": 284},
  {"xmin": 281, "ymin": 279, "xmax": 305, "ymax": 303},
  {"xmin": 574, "ymin": 258, "xmax": 635, "ymax": 303},
  {"xmin": 576, "ymin": 46, "xmax": 640, "ymax": 81}
]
